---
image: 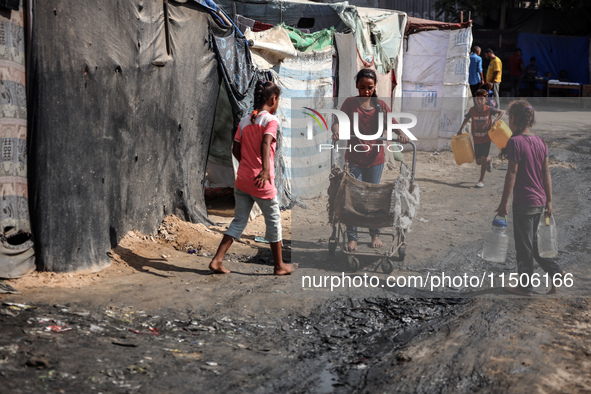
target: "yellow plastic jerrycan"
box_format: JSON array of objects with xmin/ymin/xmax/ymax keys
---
[
  {"xmin": 451, "ymin": 133, "xmax": 475, "ymax": 165},
  {"xmin": 488, "ymin": 120, "xmax": 512, "ymax": 150}
]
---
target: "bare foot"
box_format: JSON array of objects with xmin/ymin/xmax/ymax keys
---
[
  {"xmin": 209, "ymin": 259, "xmax": 230, "ymax": 274},
  {"xmin": 547, "ymin": 271, "xmax": 567, "ymax": 294},
  {"xmin": 347, "ymin": 240, "xmax": 358, "ymax": 252},
  {"xmin": 371, "ymin": 235, "xmax": 383, "ymax": 248},
  {"xmin": 274, "ymin": 263, "xmax": 298, "ymax": 276}
]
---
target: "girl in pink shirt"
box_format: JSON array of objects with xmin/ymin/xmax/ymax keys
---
[
  {"xmin": 496, "ymin": 100, "xmax": 564, "ymax": 295},
  {"xmin": 209, "ymin": 80, "xmax": 295, "ymax": 275}
]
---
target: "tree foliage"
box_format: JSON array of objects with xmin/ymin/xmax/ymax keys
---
[{"xmin": 433, "ymin": 0, "xmax": 490, "ymax": 22}]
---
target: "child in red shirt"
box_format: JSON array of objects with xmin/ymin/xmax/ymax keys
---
[
  {"xmin": 331, "ymin": 68, "xmax": 410, "ymax": 251},
  {"xmin": 209, "ymin": 80, "xmax": 295, "ymax": 275},
  {"xmin": 457, "ymin": 89, "xmax": 504, "ymax": 188}
]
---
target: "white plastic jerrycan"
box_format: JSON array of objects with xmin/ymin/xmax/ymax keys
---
[
  {"xmin": 537, "ymin": 213, "xmax": 558, "ymax": 258},
  {"xmin": 482, "ymin": 215, "xmax": 510, "ymax": 263}
]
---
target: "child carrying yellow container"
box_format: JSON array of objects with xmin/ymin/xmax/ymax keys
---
[{"xmin": 456, "ymin": 89, "xmax": 504, "ymax": 188}]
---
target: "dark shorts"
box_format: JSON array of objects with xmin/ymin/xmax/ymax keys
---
[{"xmin": 474, "ymin": 141, "xmax": 491, "ymax": 159}]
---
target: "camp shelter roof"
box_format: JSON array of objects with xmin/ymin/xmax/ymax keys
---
[
  {"xmin": 217, "ymin": 0, "xmax": 349, "ymax": 32},
  {"xmin": 405, "ymin": 16, "xmax": 471, "ymax": 36}
]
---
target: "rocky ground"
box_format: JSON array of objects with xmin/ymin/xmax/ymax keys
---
[{"xmin": 1, "ymin": 100, "xmax": 591, "ymax": 393}]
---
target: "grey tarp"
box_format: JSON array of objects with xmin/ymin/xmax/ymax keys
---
[{"xmin": 28, "ymin": 0, "xmax": 221, "ymax": 272}]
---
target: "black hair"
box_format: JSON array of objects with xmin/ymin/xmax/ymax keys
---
[
  {"xmin": 355, "ymin": 68, "xmax": 381, "ymax": 111},
  {"xmin": 474, "ymin": 89, "xmax": 488, "ymax": 97},
  {"xmin": 471, "ymin": 45, "xmax": 480, "ymax": 54},
  {"xmin": 485, "ymin": 48, "xmax": 494, "ymax": 54},
  {"xmin": 530, "ymin": 57, "xmax": 536, "ymax": 62},
  {"xmin": 507, "ymin": 99, "xmax": 535, "ymax": 136},
  {"xmin": 355, "ymin": 68, "xmax": 378, "ymax": 98},
  {"xmin": 251, "ymin": 80, "xmax": 281, "ymax": 124}
]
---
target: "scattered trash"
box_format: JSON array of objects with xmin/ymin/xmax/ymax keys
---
[
  {"xmin": 149, "ymin": 327, "xmax": 160, "ymax": 335},
  {"xmin": 46, "ymin": 325, "xmax": 72, "ymax": 333},
  {"xmin": 418, "ymin": 218, "xmax": 429, "ymax": 223},
  {"xmin": 127, "ymin": 364, "xmax": 150, "ymax": 375},
  {"xmin": 3, "ymin": 302, "xmax": 36, "ymax": 310},
  {"xmin": 188, "ymin": 249, "xmax": 198, "ymax": 254},
  {"xmin": 89, "ymin": 324, "xmax": 104, "ymax": 332},
  {"xmin": 0, "ymin": 281, "xmax": 20, "ymax": 294},
  {"xmin": 205, "ymin": 361, "xmax": 218, "ymax": 367},
  {"xmin": 129, "ymin": 327, "xmax": 160, "ymax": 336},
  {"xmin": 254, "ymin": 236, "xmax": 269, "ymax": 244},
  {"xmin": 171, "ymin": 351, "xmax": 202, "ymax": 360},
  {"xmin": 0, "ymin": 309, "xmax": 17, "ymax": 317},
  {"xmin": 112, "ymin": 340, "xmax": 138, "ymax": 347}
]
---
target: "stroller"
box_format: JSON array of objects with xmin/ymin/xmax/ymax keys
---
[{"xmin": 327, "ymin": 140, "xmax": 419, "ymax": 274}]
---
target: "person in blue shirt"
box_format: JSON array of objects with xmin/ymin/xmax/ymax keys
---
[{"xmin": 469, "ymin": 46, "xmax": 484, "ymax": 97}]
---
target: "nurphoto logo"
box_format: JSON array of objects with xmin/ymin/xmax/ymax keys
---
[{"xmin": 303, "ymin": 107, "xmax": 418, "ymax": 152}]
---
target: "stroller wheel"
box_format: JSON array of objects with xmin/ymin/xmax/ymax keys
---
[
  {"xmin": 328, "ymin": 238, "xmax": 337, "ymax": 256},
  {"xmin": 382, "ymin": 259, "xmax": 394, "ymax": 274},
  {"xmin": 347, "ymin": 256, "xmax": 360, "ymax": 272},
  {"xmin": 398, "ymin": 245, "xmax": 406, "ymax": 261}
]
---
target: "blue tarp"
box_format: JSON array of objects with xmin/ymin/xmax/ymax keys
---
[{"xmin": 517, "ymin": 33, "xmax": 589, "ymax": 84}]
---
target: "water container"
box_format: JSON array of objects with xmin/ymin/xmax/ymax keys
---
[
  {"xmin": 451, "ymin": 133, "xmax": 475, "ymax": 165},
  {"xmin": 537, "ymin": 214, "xmax": 558, "ymax": 258},
  {"xmin": 482, "ymin": 216, "xmax": 510, "ymax": 262},
  {"xmin": 488, "ymin": 120, "xmax": 512, "ymax": 150}
]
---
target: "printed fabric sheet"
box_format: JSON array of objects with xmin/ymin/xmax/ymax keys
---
[{"xmin": 0, "ymin": 2, "xmax": 35, "ymax": 278}]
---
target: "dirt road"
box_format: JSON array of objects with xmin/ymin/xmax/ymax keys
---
[{"xmin": 1, "ymin": 101, "xmax": 590, "ymax": 393}]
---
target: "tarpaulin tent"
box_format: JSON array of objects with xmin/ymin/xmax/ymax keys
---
[
  {"xmin": 402, "ymin": 18, "xmax": 472, "ymax": 151},
  {"xmin": 211, "ymin": 0, "xmax": 408, "ymax": 203},
  {"xmin": 27, "ymin": 0, "xmax": 223, "ymax": 272}
]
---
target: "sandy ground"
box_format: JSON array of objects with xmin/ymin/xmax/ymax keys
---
[{"xmin": 1, "ymin": 101, "xmax": 591, "ymax": 393}]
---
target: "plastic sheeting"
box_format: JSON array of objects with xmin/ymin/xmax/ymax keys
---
[
  {"xmin": 29, "ymin": 1, "xmax": 221, "ymax": 272},
  {"xmin": 217, "ymin": 0, "xmax": 348, "ymax": 33},
  {"xmin": 283, "ymin": 24, "xmax": 334, "ymax": 53},
  {"xmin": 0, "ymin": 2, "xmax": 34, "ymax": 278},
  {"xmin": 402, "ymin": 27, "xmax": 471, "ymax": 151},
  {"xmin": 244, "ymin": 25, "xmax": 297, "ymax": 70},
  {"xmin": 517, "ymin": 33, "xmax": 590, "ymax": 85},
  {"xmin": 273, "ymin": 49, "xmax": 334, "ymax": 202},
  {"xmin": 330, "ymin": 3, "xmax": 394, "ymax": 74},
  {"xmin": 210, "ymin": 26, "xmax": 255, "ymax": 101}
]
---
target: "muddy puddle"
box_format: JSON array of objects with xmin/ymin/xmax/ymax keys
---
[{"xmin": 0, "ymin": 297, "xmax": 469, "ymax": 393}]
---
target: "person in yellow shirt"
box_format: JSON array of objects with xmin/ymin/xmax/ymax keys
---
[{"xmin": 485, "ymin": 48, "xmax": 502, "ymax": 108}]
